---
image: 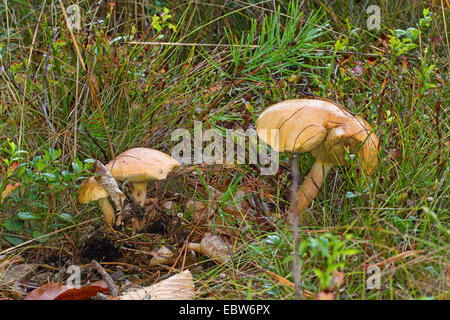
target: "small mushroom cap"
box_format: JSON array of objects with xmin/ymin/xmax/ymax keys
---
[
  {"xmin": 256, "ymin": 99, "xmax": 379, "ymax": 175},
  {"xmin": 77, "ymin": 176, "xmax": 108, "ymax": 204},
  {"xmin": 105, "ymin": 148, "xmax": 182, "ymax": 182}
]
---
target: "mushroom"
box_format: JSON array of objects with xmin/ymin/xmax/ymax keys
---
[
  {"xmin": 105, "ymin": 148, "xmax": 181, "ymax": 206},
  {"xmin": 187, "ymin": 233, "xmax": 232, "ymax": 265},
  {"xmin": 256, "ymin": 98, "xmax": 379, "ymax": 213},
  {"xmin": 77, "ymin": 176, "xmax": 115, "ymax": 225}
]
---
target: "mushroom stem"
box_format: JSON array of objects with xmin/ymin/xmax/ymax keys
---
[
  {"xmin": 99, "ymin": 198, "xmax": 116, "ymax": 225},
  {"xmin": 132, "ymin": 182, "xmax": 148, "ymax": 206},
  {"xmin": 186, "ymin": 243, "xmax": 202, "ymax": 253},
  {"xmin": 296, "ymin": 161, "xmax": 331, "ymax": 212}
]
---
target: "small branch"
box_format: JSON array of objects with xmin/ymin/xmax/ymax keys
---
[
  {"xmin": 127, "ymin": 41, "xmax": 260, "ymax": 48},
  {"xmin": 83, "ymin": 128, "xmax": 109, "ymax": 163},
  {"xmin": 42, "ymin": 48, "xmax": 56, "ymax": 134},
  {"xmin": 434, "ymin": 100, "xmax": 444, "ymax": 181},
  {"xmin": 91, "ymin": 259, "xmax": 118, "ymax": 297},
  {"xmin": 290, "ymin": 154, "xmax": 302, "ymax": 300}
]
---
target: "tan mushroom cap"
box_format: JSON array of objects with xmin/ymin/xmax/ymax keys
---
[
  {"xmin": 256, "ymin": 98, "xmax": 379, "ymax": 175},
  {"xmin": 256, "ymin": 98, "xmax": 380, "ymax": 216},
  {"xmin": 77, "ymin": 176, "xmax": 108, "ymax": 203},
  {"xmin": 105, "ymin": 148, "xmax": 181, "ymax": 182}
]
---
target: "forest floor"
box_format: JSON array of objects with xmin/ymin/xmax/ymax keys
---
[{"xmin": 0, "ymin": 1, "xmax": 448, "ymax": 300}]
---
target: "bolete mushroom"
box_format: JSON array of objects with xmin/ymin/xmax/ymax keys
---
[
  {"xmin": 105, "ymin": 148, "xmax": 181, "ymax": 206},
  {"xmin": 77, "ymin": 176, "xmax": 115, "ymax": 225},
  {"xmin": 256, "ymin": 98, "xmax": 379, "ymax": 213}
]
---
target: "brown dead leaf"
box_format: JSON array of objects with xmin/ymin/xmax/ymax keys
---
[
  {"xmin": 388, "ymin": 149, "xmax": 401, "ymax": 162},
  {"xmin": 24, "ymin": 280, "xmax": 110, "ymax": 300},
  {"xmin": 186, "ymin": 200, "xmax": 211, "ymax": 224},
  {"xmin": 0, "ymin": 263, "xmax": 37, "ymax": 286}
]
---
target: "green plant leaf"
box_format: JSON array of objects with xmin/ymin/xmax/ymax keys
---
[
  {"xmin": 57, "ymin": 213, "xmax": 74, "ymax": 223},
  {"xmin": 346, "ymin": 191, "xmax": 358, "ymax": 199},
  {"xmin": 403, "ymin": 43, "xmax": 418, "ymax": 51},
  {"xmin": 4, "ymin": 235, "xmax": 24, "ymax": 246},
  {"xmin": 51, "ymin": 149, "xmax": 62, "ymax": 161},
  {"xmin": 32, "ymin": 230, "xmax": 50, "ymax": 243},
  {"xmin": 35, "ymin": 159, "xmax": 46, "ymax": 171},
  {"xmin": 406, "ymin": 27, "xmax": 419, "ymax": 40},
  {"xmin": 71, "ymin": 160, "xmax": 81, "ymax": 174},
  {"xmin": 4, "ymin": 219, "xmax": 24, "ymax": 232},
  {"xmin": 394, "ymin": 29, "xmax": 406, "ymax": 37},
  {"xmin": 42, "ymin": 172, "xmax": 57, "ymax": 181},
  {"xmin": 17, "ymin": 211, "xmax": 43, "ymax": 220}
]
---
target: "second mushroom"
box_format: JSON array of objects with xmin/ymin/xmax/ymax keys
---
[
  {"xmin": 256, "ymin": 98, "xmax": 380, "ymax": 214},
  {"xmin": 105, "ymin": 148, "xmax": 181, "ymax": 206}
]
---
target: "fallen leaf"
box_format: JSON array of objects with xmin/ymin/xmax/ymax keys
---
[
  {"xmin": 0, "ymin": 262, "xmax": 37, "ymax": 285},
  {"xmin": 186, "ymin": 200, "xmax": 211, "ymax": 224},
  {"xmin": 119, "ymin": 270, "xmax": 194, "ymax": 300},
  {"xmin": 95, "ymin": 160, "xmax": 125, "ymax": 209},
  {"xmin": 24, "ymin": 280, "xmax": 111, "ymax": 300}
]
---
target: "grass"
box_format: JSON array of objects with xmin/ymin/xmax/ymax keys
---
[{"xmin": 0, "ymin": 0, "xmax": 448, "ymax": 300}]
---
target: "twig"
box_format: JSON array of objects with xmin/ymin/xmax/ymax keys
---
[
  {"xmin": 127, "ymin": 41, "xmax": 259, "ymax": 48},
  {"xmin": 41, "ymin": 34, "xmax": 57, "ymax": 134},
  {"xmin": 290, "ymin": 154, "xmax": 302, "ymax": 300},
  {"xmin": 434, "ymin": 100, "xmax": 444, "ymax": 181},
  {"xmin": 91, "ymin": 259, "xmax": 118, "ymax": 297},
  {"xmin": 83, "ymin": 128, "xmax": 109, "ymax": 163}
]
